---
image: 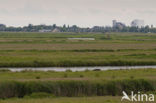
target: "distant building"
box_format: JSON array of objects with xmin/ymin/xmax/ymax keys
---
[
  {"xmin": 131, "ymin": 19, "xmax": 144, "ymax": 28},
  {"xmin": 113, "ymin": 20, "xmax": 117, "ymax": 27},
  {"xmin": 52, "ymin": 28, "xmax": 60, "ymax": 33},
  {"xmin": 151, "ymin": 25, "xmax": 154, "ymax": 28},
  {"xmin": 39, "ymin": 29, "xmax": 52, "ymax": 32},
  {"xmin": 39, "ymin": 28, "xmax": 61, "ymax": 33},
  {"xmin": 112, "ymin": 20, "xmax": 126, "ymax": 30}
]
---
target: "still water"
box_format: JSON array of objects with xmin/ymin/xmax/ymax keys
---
[{"xmin": 5, "ymin": 66, "xmax": 156, "ymax": 72}]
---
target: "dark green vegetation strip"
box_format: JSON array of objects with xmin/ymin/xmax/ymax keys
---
[
  {"xmin": 1, "ymin": 60, "xmax": 156, "ymax": 67},
  {"xmin": 0, "ymin": 49, "xmax": 156, "ymax": 67},
  {"xmin": 0, "ymin": 79, "xmax": 155, "ymax": 99}
]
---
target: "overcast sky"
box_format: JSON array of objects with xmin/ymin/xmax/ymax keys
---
[{"xmin": 0, "ymin": 0, "xmax": 156, "ymax": 27}]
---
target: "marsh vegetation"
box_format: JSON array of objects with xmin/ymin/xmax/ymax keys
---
[{"xmin": 0, "ymin": 32, "xmax": 156, "ymax": 67}]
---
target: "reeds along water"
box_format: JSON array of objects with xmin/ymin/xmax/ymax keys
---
[
  {"xmin": 0, "ymin": 79, "xmax": 155, "ymax": 99},
  {"xmin": 0, "ymin": 60, "xmax": 156, "ymax": 67}
]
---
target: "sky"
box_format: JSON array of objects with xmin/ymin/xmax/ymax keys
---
[{"xmin": 0, "ymin": 0, "xmax": 156, "ymax": 27}]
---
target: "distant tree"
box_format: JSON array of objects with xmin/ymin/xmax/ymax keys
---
[
  {"xmin": 0, "ymin": 24, "xmax": 6, "ymax": 31},
  {"xmin": 62, "ymin": 24, "xmax": 67, "ymax": 32},
  {"xmin": 144, "ymin": 25, "xmax": 150, "ymax": 33},
  {"xmin": 53, "ymin": 24, "xmax": 56, "ymax": 29}
]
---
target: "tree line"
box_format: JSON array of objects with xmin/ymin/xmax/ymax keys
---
[{"xmin": 0, "ymin": 24, "xmax": 156, "ymax": 33}]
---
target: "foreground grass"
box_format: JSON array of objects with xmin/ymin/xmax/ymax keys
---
[
  {"xmin": 0, "ymin": 70, "xmax": 155, "ymax": 99},
  {"xmin": 0, "ymin": 96, "xmax": 133, "ymax": 103},
  {"xmin": 0, "ymin": 69, "xmax": 155, "ymax": 101}
]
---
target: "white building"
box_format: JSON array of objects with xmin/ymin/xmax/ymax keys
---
[
  {"xmin": 131, "ymin": 19, "xmax": 144, "ymax": 28},
  {"xmin": 39, "ymin": 29, "xmax": 52, "ymax": 32}
]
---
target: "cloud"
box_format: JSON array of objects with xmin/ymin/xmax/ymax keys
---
[{"xmin": 0, "ymin": 0, "xmax": 156, "ymax": 27}]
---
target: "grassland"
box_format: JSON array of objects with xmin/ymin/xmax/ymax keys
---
[
  {"xmin": 0, "ymin": 32, "xmax": 156, "ymax": 67},
  {"xmin": 0, "ymin": 69, "xmax": 156, "ymax": 81},
  {"xmin": 0, "ymin": 69, "xmax": 155, "ymax": 99},
  {"xmin": 0, "ymin": 96, "xmax": 140, "ymax": 103},
  {"xmin": 0, "ymin": 32, "xmax": 156, "ymax": 103}
]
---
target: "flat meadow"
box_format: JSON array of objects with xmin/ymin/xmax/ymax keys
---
[
  {"xmin": 0, "ymin": 32, "xmax": 156, "ymax": 103},
  {"xmin": 0, "ymin": 96, "xmax": 140, "ymax": 103},
  {"xmin": 0, "ymin": 69, "xmax": 156, "ymax": 81},
  {"xmin": 0, "ymin": 32, "xmax": 156, "ymax": 67}
]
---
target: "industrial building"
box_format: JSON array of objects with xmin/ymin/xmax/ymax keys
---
[
  {"xmin": 112, "ymin": 20, "xmax": 126, "ymax": 30},
  {"xmin": 131, "ymin": 19, "xmax": 144, "ymax": 28}
]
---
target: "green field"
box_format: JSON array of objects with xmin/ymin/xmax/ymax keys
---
[
  {"xmin": 0, "ymin": 96, "xmax": 139, "ymax": 103},
  {"xmin": 0, "ymin": 69, "xmax": 156, "ymax": 81},
  {"xmin": 0, "ymin": 69, "xmax": 156, "ymax": 103},
  {"xmin": 0, "ymin": 32, "xmax": 156, "ymax": 103},
  {"xmin": 0, "ymin": 32, "xmax": 156, "ymax": 67}
]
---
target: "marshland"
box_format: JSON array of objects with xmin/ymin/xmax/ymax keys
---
[
  {"xmin": 0, "ymin": 32, "xmax": 156, "ymax": 103},
  {"xmin": 0, "ymin": 32, "xmax": 156, "ymax": 67}
]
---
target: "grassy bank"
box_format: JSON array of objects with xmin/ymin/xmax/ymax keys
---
[
  {"xmin": 0, "ymin": 79, "xmax": 155, "ymax": 99},
  {"xmin": 0, "ymin": 69, "xmax": 156, "ymax": 99},
  {"xmin": 0, "ymin": 69, "xmax": 156, "ymax": 81},
  {"xmin": 0, "ymin": 69, "xmax": 156, "ymax": 102},
  {"xmin": 0, "ymin": 96, "xmax": 133, "ymax": 103}
]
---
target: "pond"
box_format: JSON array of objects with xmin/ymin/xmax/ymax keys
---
[{"xmin": 68, "ymin": 38, "xmax": 95, "ymax": 40}]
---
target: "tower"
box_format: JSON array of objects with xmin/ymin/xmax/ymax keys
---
[{"xmin": 113, "ymin": 20, "xmax": 117, "ymax": 27}]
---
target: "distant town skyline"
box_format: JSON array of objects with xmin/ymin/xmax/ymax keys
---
[
  {"xmin": 0, "ymin": 19, "xmax": 147, "ymax": 27},
  {"xmin": 0, "ymin": 0, "xmax": 156, "ymax": 27}
]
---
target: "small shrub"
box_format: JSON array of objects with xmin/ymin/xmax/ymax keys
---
[
  {"xmin": 24, "ymin": 92, "xmax": 55, "ymax": 98},
  {"xmin": 36, "ymin": 76, "xmax": 41, "ymax": 79},
  {"xmin": 130, "ymin": 76, "xmax": 134, "ymax": 79},
  {"xmin": 79, "ymin": 74, "xmax": 84, "ymax": 78},
  {"xmin": 0, "ymin": 69, "xmax": 10, "ymax": 72},
  {"xmin": 93, "ymin": 69, "xmax": 101, "ymax": 71}
]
